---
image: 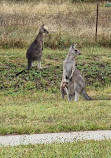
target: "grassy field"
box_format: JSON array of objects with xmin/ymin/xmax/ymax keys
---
[
  {"xmin": 0, "ymin": 47, "xmax": 111, "ymax": 93},
  {"xmin": 0, "ymin": 91, "xmax": 111, "ymax": 135},
  {"xmin": 0, "ymin": 140, "xmax": 111, "ymax": 157},
  {"xmin": 0, "ymin": 1, "xmax": 111, "ymax": 48},
  {"xmin": 0, "ymin": 0, "xmax": 111, "ymax": 134},
  {"xmin": 0, "ymin": 46, "xmax": 111, "ymax": 135},
  {"xmin": 0, "ymin": 1, "xmax": 111, "ymax": 157}
]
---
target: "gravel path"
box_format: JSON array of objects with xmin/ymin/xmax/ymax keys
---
[{"xmin": 0, "ymin": 130, "xmax": 111, "ymax": 147}]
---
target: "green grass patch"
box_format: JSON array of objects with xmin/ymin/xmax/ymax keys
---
[
  {"xmin": 0, "ymin": 46, "xmax": 111, "ymax": 134},
  {"xmin": 0, "ymin": 89, "xmax": 111, "ymax": 135},
  {"xmin": 0, "ymin": 140, "xmax": 111, "ymax": 158},
  {"xmin": 0, "ymin": 47, "xmax": 111, "ymax": 94}
]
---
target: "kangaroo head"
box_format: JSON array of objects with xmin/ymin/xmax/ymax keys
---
[
  {"xmin": 62, "ymin": 81, "xmax": 68, "ymax": 88},
  {"xmin": 69, "ymin": 44, "xmax": 81, "ymax": 56},
  {"xmin": 39, "ymin": 24, "xmax": 49, "ymax": 34}
]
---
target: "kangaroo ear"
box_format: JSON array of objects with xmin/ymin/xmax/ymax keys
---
[
  {"xmin": 72, "ymin": 44, "xmax": 75, "ymax": 49},
  {"xmin": 74, "ymin": 44, "xmax": 76, "ymax": 47},
  {"xmin": 41, "ymin": 24, "xmax": 45, "ymax": 27},
  {"xmin": 73, "ymin": 44, "xmax": 76, "ymax": 48}
]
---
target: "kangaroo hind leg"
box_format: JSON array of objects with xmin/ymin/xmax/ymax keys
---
[
  {"xmin": 28, "ymin": 59, "xmax": 32, "ymax": 70},
  {"xmin": 75, "ymin": 90, "xmax": 79, "ymax": 101}
]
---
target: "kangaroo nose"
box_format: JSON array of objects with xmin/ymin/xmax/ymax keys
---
[{"xmin": 79, "ymin": 52, "xmax": 81, "ymax": 55}]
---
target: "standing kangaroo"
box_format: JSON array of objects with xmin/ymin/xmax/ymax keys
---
[
  {"xmin": 26, "ymin": 24, "xmax": 48, "ymax": 70},
  {"xmin": 60, "ymin": 44, "xmax": 92, "ymax": 101}
]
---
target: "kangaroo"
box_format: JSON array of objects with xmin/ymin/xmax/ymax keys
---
[
  {"xmin": 26, "ymin": 24, "xmax": 48, "ymax": 70},
  {"xmin": 60, "ymin": 44, "xmax": 92, "ymax": 101},
  {"xmin": 15, "ymin": 25, "xmax": 48, "ymax": 76}
]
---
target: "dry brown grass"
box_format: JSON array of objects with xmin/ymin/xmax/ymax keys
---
[{"xmin": 0, "ymin": 1, "xmax": 111, "ymax": 48}]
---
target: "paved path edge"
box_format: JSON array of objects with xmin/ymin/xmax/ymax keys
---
[{"xmin": 0, "ymin": 130, "xmax": 111, "ymax": 147}]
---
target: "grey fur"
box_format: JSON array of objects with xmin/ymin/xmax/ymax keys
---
[
  {"xmin": 26, "ymin": 24, "xmax": 48, "ymax": 70},
  {"xmin": 60, "ymin": 44, "xmax": 92, "ymax": 101}
]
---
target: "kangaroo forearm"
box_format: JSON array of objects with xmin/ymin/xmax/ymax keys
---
[{"xmin": 69, "ymin": 67, "xmax": 75, "ymax": 79}]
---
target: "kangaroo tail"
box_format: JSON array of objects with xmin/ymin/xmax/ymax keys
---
[
  {"xmin": 81, "ymin": 90, "xmax": 92, "ymax": 100},
  {"xmin": 15, "ymin": 69, "xmax": 26, "ymax": 76},
  {"xmin": 10, "ymin": 69, "xmax": 26, "ymax": 78},
  {"xmin": 81, "ymin": 90, "xmax": 111, "ymax": 101}
]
